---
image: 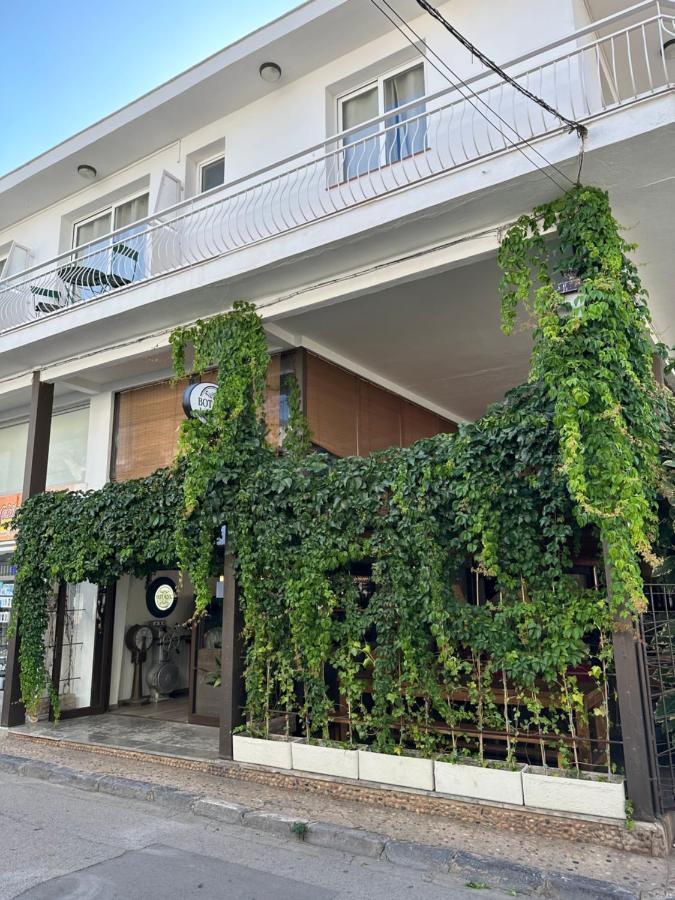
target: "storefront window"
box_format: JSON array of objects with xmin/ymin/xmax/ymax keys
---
[{"xmin": 0, "ymin": 406, "xmax": 90, "ymax": 544}]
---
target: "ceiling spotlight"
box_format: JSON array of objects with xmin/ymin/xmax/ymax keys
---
[
  {"xmin": 663, "ymin": 39, "xmax": 675, "ymax": 61},
  {"xmin": 77, "ymin": 164, "xmax": 97, "ymax": 180},
  {"xmin": 259, "ymin": 62, "xmax": 282, "ymax": 83}
]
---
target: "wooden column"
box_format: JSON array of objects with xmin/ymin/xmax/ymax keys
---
[
  {"xmin": 218, "ymin": 553, "xmax": 245, "ymax": 759},
  {"xmin": 1, "ymin": 372, "xmax": 54, "ymax": 727},
  {"xmin": 605, "ymin": 543, "xmax": 660, "ymax": 821}
]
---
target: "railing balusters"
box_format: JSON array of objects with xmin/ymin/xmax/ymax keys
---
[{"xmin": 1, "ymin": 7, "xmax": 672, "ymax": 332}]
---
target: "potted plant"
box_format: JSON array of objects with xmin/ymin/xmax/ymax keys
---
[
  {"xmin": 292, "ymin": 738, "xmax": 359, "ymax": 779},
  {"xmin": 358, "ymin": 747, "xmax": 434, "ymax": 791},
  {"xmin": 434, "ymin": 756, "xmax": 524, "ymax": 805},
  {"xmin": 521, "ymin": 765, "xmax": 625, "ymax": 819}
]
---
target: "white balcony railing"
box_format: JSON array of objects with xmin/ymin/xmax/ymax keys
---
[{"xmin": 0, "ymin": 1, "xmax": 673, "ymax": 334}]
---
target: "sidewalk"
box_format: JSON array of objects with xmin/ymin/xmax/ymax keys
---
[{"xmin": 2, "ymin": 729, "xmax": 673, "ymax": 898}]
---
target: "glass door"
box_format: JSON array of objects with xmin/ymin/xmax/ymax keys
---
[
  {"xmin": 188, "ymin": 597, "xmax": 222, "ymax": 726},
  {"xmin": 50, "ymin": 582, "xmax": 115, "ymax": 719}
]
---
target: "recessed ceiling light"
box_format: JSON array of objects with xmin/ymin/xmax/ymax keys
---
[
  {"xmin": 259, "ymin": 62, "xmax": 282, "ymax": 83},
  {"xmin": 77, "ymin": 164, "xmax": 97, "ymax": 180}
]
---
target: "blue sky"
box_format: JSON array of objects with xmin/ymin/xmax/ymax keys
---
[{"xmin": 0, "ymin": 0, "xmax": 299, "ymax": 176}]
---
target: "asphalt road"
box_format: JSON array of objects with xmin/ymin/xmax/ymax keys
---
[{"xmin": 0, "ymin": 771, "xmax": 502, "ymax": 899}]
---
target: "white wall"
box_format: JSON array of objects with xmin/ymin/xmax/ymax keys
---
[{"xmin": 0, "ymin": 0, "xmax": 579, "ymax": 273}]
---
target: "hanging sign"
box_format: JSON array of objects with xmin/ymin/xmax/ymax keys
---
[
  {"xmin": 146, "ymin": 577, "xmax": 178, "ymax": 618},
  {"xmin": 182, "ymin": 382, "xmax": 217, "ymax": 419}
]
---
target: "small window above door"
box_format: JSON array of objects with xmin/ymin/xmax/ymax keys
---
[{"xmin": 199, "ymin": 156, "xmax": 225, "ymax": 193}]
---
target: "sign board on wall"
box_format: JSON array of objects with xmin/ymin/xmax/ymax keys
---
[
  {"xmin": 0, "ymin": 493, "xmax": 21, "ymax": 542},
  {"xmin": 182, "ymin": 383, "xmax": 217, "ymax": 419},
  {"xmin": 146, "ymin": 576, "xmax": 178, "ymax": 618}
]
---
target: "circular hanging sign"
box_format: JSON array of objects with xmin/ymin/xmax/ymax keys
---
[
  {"xmin": 182, "ymin": 382, "xmax": 217, "ymax": 419},
  {"xmin": 146, "ymin": 576, "xmax": 178, "ymax": 618}
]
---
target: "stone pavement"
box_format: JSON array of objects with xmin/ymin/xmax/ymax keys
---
[{"xmin": 1, "ymin": 730, "xmax": 673, "ymax": 898}]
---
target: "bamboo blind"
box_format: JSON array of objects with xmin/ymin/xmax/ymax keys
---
[{"xmin": 305, "ymin": 353, "xmax": 457, "ymax": 457}]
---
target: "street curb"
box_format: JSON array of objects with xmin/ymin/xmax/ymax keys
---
[{"xmin": 0, "ymin": 751, "xmax": 638, "ymax": 899}]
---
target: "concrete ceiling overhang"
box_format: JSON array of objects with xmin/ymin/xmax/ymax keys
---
[{"xmin": 0, "ymin": 0, "xmax": 421, "ymax": 231}]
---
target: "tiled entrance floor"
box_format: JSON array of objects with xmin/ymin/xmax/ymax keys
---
[{"xmin": 14, "ymin": 710, "xmax": 220, "ymax": 761}]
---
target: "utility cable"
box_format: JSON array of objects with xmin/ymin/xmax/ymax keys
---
[
  {"xmin": 369, "ymin": 0, "xmax": 576, "ymax": 191},
  {"xmin": 414, "ymin": 0, "xmax": 588, "ymax": 138}
]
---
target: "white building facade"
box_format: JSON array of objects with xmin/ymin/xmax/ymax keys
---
[{"xmin": 0, "ymin": 0, "xmax": 673, "ymax": 816}]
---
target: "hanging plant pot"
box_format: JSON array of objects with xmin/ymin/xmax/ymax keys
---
[
  {"xmin": 434, "ymin": 758, "xmax": 524, "ymax": 805},
  {"xmin": 554, "ymin": 273, "xmax": 584, "ymax": 318},
  {"xmin": 358, "ymin": 749, "xmax": 434, "ymax": 791},
  {"xmin": 232, "ymin": 734, "xmax": 297, "ymax": 770},
  {"xmin": 292, "ymin": 740, "xmax": 359, "ymax": 779},
  {"xmin": 522, "ymin": 766, "xmax": 625, "ymax": 819}
]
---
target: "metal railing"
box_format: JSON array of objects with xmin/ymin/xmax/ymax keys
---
[
  {"xmin": 0, "ymin": 1, "xmax": 673, "ymax": 334},
  {"xmin": 641, "ymin": 583, "xmax": 675, "ymax": 811}
]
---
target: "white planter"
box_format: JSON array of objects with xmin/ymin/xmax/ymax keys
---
[
  {"xmin": 522, "ymin": 766, "xmax": 625, "ymax": 820},
  {"xmin": 434, "ymin": 759, "xmax": 524, "ymax": 805},
  {"xmin": 232, "ymin": 734, "xmax": 295, "ymax": 770},
  {"xmin": 292, "ymin": 741, "xmax": 359, "ymax": 780},
  {"xmin": 358, "ymin": 749, "xmax": 434, "ymax": 791}
]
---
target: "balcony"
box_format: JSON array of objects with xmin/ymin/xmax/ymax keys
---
[{"xmin": 0, "ymin": 0, "xmax": 673, "ymax": 335}]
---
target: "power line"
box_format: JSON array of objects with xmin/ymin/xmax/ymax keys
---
[
  {"xmin": 413, "ymin": 0, "xmax": 587, "ymax": 139},
  {"xmin": 369, "ymin": 0, "xmax": 577, "ymax": 192}
]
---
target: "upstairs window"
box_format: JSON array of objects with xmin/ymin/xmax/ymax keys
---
[
  {"xmin": 199, "ymin": 155, "xmax": 225, "ymax": 193},
  {"xmin": 0, "ymin": 258, "xmax": 5, "ymax": 279},
  {"xmin": 339, "ymin": 63, "xmax": 426, "ymax": 179},
  {"xmin": 69, "ymin": 193, "xmax": 149, "ymax": 299}
]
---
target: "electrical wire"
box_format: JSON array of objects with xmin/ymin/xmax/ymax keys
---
[
  {"xmin": 414, "ymin": 0, "xmax": 587, "ymax": 137},
  {"xmin": 368, "ymin": 0, "xmax": 577, "ymax": 192}
]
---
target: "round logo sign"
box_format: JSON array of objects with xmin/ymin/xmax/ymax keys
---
[
  {"xmin": 146, "ymin": 577, "xmax": 178, "ymax": 618},
  {"xmin": 182, "ymin": 383, "xmax": 217, "ymax": 419}
]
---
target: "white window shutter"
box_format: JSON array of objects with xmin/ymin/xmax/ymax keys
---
[
  {"xmin": 154, "ymin": 171, "xmax": 182, "ymax": 214},
  {"xmin": 3, "ymin": 242, "xmax": 32, "ymax": 277}
]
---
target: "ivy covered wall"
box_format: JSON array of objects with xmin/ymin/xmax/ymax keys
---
[{"xmin": 8, "ymin": 187, "xmax": 674, "ymax": 768}]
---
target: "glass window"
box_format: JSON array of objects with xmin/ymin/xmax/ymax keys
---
[
  {"xmin": 383, "ymin": 64, "xmax": 426, "ymax": 163},
  {"xmin": 0, "ymin": 258, "xmax": 6, "ymax": 279},
  {"xmin": 200, "ymin": 157, "xmax": 225, "ymax": 193},
  {"xmin": 114, "ymin": 194, "xmax": 149, "ymax": 230},
  {"xmin": 47, "ymin": 407, "xmax": 90, "ymax": 489},
  {"xmin": 339, "ymin": 64, "xmax": 426, "ymax": 179},
  {"xmin": 0, "ymin": 422, "xmax": 28, "ymax": 495},
  {"xmin": 341, "ymin": 86, "xmax": 379, "ymax": 179},
  {"xmin": 0, "ymin": 407, "xmax": 89, "ymax": 497}
]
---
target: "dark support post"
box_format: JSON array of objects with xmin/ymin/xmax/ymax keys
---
[
  {"xmin": 605, "ymin": 543, "xmax": 660, "ymax": 821},
  {"xmin": 219, "ymin": 554, "xmax": 245, "ymax": 759},
  {"xmin": 1, "ymin": 372, "xmax": 54, "ymax": 727}
]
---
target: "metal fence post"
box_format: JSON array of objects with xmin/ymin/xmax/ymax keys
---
[{"xmin": 218, "ymin": 553, "xmax": 245, "ymax": 759}]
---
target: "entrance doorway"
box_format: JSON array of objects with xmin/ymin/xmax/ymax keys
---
[{"xmin": 49, "ymin": 583, "xmax": 115, "ymax": 720}]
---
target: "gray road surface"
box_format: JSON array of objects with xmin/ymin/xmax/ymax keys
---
[{"xmin": 0, "ymin": 771, "xmax": 501, "ymax": 899}]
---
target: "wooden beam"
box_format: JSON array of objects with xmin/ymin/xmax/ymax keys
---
[
  {"xmin": 218, "ymin": 554, "xmax": 245, "ymax": 759},
  {"xmin": 1, "ymin": 372, "xmax": 54, "ymax": 728}
]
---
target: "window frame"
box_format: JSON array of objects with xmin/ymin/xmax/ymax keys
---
[
  {"xmin": 198, "ymin": 153, "xmax": 226, "ymax": 195},
  {"xmin": 71, "ymin": 190, "xmax": 150, "ymax": 250},
  {"xmin": 336, "ymin": 60, "xmax": 427, "ymax": 176}
]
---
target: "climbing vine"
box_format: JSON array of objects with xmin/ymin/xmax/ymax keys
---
[
  {"xmin": 497, "ymin": 187, "xmax": 669, "ymax": 616},
  {"xmin": 7, "ymin": 187, "xmax": 673, "ymax": 762}
]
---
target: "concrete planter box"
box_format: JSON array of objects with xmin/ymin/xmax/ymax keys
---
[
  {"xmin": 292, "ymin": 741, "xmax": 359, "ymax": 780},
  {"xmin": 434, "ymin": 759, "xmax": 524, "ymax": 805},
  {"xmin": 232, "ymin": 734, "xmax": 295, "ymax": 770},
  {"xmin": 522, "ymin": 766, "xmax": 625, "ymax": 820},
  {"xmin": 358, "ymin": 749, "xmax": 434, "ymax": 791}
]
